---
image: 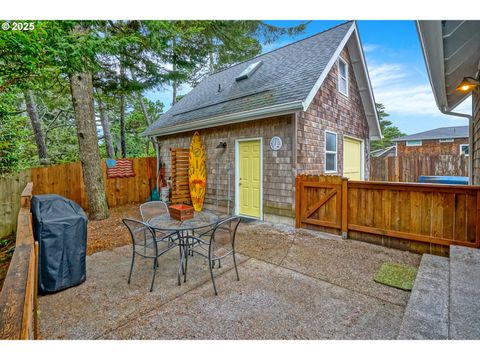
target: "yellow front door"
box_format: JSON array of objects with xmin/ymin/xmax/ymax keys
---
[
  {"xmin": 238, "ymin": 140, "xmax": 261, "ymax": 218},
  {"xmin": 343, "ymin": 137, "xmax": 362, "ymax": 180}
]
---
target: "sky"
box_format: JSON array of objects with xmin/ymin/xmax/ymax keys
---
[{"xmin": 146, "ymin": 20, "xmax": 472, "ymax": 136}]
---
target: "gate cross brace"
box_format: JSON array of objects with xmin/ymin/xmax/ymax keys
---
[{"xmin": 302, "ymin": 188, "xmax": 337, "ymax": 219}]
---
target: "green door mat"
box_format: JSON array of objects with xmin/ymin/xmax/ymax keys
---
[{"xmin": 374, "ymin": 262, "xmax": 417, "ymax": 291}]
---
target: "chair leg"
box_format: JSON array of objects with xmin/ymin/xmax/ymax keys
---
[
  {"xmin": 128, "ymin": 252, "xmax": 135, "ymax": 284},
  {"xmin": 209, "ymin": 261, "xmax": 218, "ymax": 296},
  {"xmin": 177, "ymin": 246, "xmax": 186, "ymax": 286},
  {"xmin": 232, "ymin": 251, "xmax": 240, "ymax": 281},
  {"xmin": 183, "ymin": 245, "xmax": 189, "ymax": 283},
  {"xmin": 150, "ymin": 258, "xmax": 158, "ymax": 292}
]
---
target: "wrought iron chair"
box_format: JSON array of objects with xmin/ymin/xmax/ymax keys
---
[
  {"xmin": 139, "ymin": 200, "xmax": 176, "ymax": 243},
  {"xmin": 182, "ymin": 216, "xmax": 241, "ymax": 295},
  {"xmin": 139, "ymin": 200, "xmax": 170, "ymax": 221},
  {"xmin": 122, "ymin": 218, "xmax": 176, "ymax": 292}
]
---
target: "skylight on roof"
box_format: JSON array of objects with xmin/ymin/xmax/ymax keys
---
[{"xmin": 235, "ymin": 61, "xmax": 263, "ymax": 81}]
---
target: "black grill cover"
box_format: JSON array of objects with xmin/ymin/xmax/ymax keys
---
[{"xmin": 31, "ymin": 194, "xmax": 88, "ymax": 294}]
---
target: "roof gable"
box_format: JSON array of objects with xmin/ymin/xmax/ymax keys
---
[{"xmin": 143, "ymin": 21, "xmax": 381, "ymax": 139}]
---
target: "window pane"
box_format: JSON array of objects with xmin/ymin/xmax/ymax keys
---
[
  {"xmin": 406, "ymin": 140, "xmax": 422, "ymax": 147},
  {"xmin": 339, "ymin": 60, "xmax": 347, "ymax": 77},
  {"xmin": 461, "ymin": 145, "xmax": 469, "ymax": 155},
  {"xmin": 326, "ymin": 153, "xmax": 336, "ymax": 172},
  {"xmin": 326, "ymin": 132, "xmax": 337, "ymax": 152},
  {"xmin": 338, "ymin": 77, "xmax": 347, "ymax": 94}
]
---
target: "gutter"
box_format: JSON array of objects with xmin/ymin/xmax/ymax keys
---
[
  {"xmin": 440, "ymin": 107, "xmax": 473, "ymax": 184},
  {"xmin": 142, "ymin": 100, "xmax": 304, "ymax": 137}
]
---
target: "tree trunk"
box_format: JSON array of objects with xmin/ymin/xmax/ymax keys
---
[
  {"xmin": 209, "ymin": 51, "xmax": 214, "ymax": 74},
  {"xmin": 208, "ymin": 37, "xmax": 215, "ymax": 74},
  {"xmin": 24, "ymin": 90, "xmax": 49, "ymax": 165},
  {"xmin": 119, "ymin": 93, "xmax": 126, "ymax": 158},
  {"xmin": 130, "ymin": 69, "xmax": 151, "ymax": 126},
  {"xmin": 172, "ymin": 37, "xmax": 178, "ymax": 106},
  {"xmin": 138, "ymin": 94, "xmax": 151, "ymax": 126},
  {"xmin": 98, "ymin": 98, "xmax": 115, "ymax": 159},
  {"xmin": 172, "ymin": 81, "xmax": 177, "ymax": 106},
  {"xmin": 119, "ymin": 59, "xmax": 127, "ymax": 158},
  {"xmin": 69, "ymin": 72, "xmax": 109, "ymax": 220}
]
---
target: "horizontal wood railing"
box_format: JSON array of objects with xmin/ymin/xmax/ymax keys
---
[
  {"xmin": 296, "ymin": 175, "xmax": 480, "ymax": 254},
  {"xmin": 0, "ymin": 183, "xmax": 38, "ymax": 339}
]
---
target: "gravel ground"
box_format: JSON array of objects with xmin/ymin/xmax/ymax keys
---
[
  {"xmin": 38, "ymin": 207, "xmax": 422, "ymax": 339},
  {"xmin": 87, "ymin": 204, "xmax": 141, "ymax": 255}
]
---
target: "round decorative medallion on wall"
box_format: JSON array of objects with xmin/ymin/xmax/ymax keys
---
[{"xmin": 270, "ymin": 136, "xmax": 283, "ymax": 151}]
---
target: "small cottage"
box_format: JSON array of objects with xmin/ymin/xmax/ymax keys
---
[{"xmin": 143, "ymin": 21, "xmax": 381, "ymax": 225}]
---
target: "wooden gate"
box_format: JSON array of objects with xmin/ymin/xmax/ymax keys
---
[
  {"xmin": 295, "ymin": 175, "xmax": 346, "ymax": 235},
  {"xmin": 295, "ymin": 174, "xmax": 480, "ymax": 254}
]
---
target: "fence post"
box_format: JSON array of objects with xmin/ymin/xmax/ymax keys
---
[
  {"xmin": 295, "ymin": 175, "xmax": 301, "ymax": 228},
  {"xmin": 341, "ymin": 177, "xmax": 348, "ymax": 240}
]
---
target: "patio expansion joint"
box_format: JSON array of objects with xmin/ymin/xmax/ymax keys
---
[
  {"xmin": 278, "ymin": 233, "xmax": 297, "ymax": 268},
  {"xmin": 94, "ymin": 256, "xmax": 254, "ymax": 340}
]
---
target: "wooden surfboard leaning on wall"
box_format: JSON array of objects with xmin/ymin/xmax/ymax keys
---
[{"xmin": 188, "ymin": 132, "xmax": 206, "ymax": 211}]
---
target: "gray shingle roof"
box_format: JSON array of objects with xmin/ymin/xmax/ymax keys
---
[
  {"xmin": 143, "ymin": 21, "xmax": 354, "ymax": 136},
  {"xmin": 393, "ymin": 126, "xmax": 469, "ymax": 142}
]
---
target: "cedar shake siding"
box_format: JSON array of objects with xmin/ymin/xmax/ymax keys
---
[
  {"xmin": 145, "ymin": 23, "xmax": 379, "ymax": 224},
  {"xmin": 155, "ymin": 115, "xmax": 295, "ymax": 221},
  {"xmin": 396, "ymin": 137, "xmax": 469, "ymax": 157},
  {"xmin": 473, "ymin": 88, "xmax": 480, "ymax": 184},
  {"xmin": 296, "ymin": 47, "xmax": 370, "ymax": 177}
]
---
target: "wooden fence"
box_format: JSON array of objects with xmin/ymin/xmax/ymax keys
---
[
  {"xmin": 370, "ymin": 155, "xmax": 469, "ymax": 182},
  {"xmin": 0, "ymin": 157, "xmax": 156, "ymax": 238},
  {"xmin": 31, "ymin": 157, "xmax": 156, "ymax": 209},
  {"xmin": 0, "ymin": 183, "xmax": 38, "ymax": 339},
  {"xmin": 0, "ymin": 171, "xmax": 32, "ymax": 238},
  {"xmin": 296, "ymin": 175, "xmax": 480, "ymax": 254}
]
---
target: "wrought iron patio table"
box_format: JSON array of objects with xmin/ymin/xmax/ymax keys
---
[{"xmin": 147, "ymin": 211, "xmax": 227, "ymax": 285}]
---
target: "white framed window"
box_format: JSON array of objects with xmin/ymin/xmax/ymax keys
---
[
  {"xmin": 460, "ymin": 144, "xmax": 469, "ymax": 156},
  {"xmin": 325, "ymin": 131, "xmax": 337, "ymax": 173},
  {"xmin": 439, "ymin": 138, "xmax": 454, "ymax": 143},
  {"xmin": 338, "ymin": 57, "xmax": 348, "ymax": 96},
  {"xmin": 406, "ymin": 140, "xmax": 422, "ymax": 147}
]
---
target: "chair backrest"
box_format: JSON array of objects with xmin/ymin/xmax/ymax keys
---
[
  {"xmin": 122, "ymin": 218, "xmax": 157, "ymax": 256},
  {"xmin": 139, "ymin": 201, "xmax": 169, "ymax": 222},
  {"xmin": 209, "ymin": 216, "xmax": 241, "ymax": 256}
]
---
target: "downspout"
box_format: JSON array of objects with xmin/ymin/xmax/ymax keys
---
[
  {"xmin": 293, "ymin": 113, "xmax": 298, "ymax": 217},
  {"xmin": 439, "ymin": 108, "xmax": 473, "ymax": 184}
]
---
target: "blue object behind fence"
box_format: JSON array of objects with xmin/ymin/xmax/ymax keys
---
[{"xmin": 418, "ymin": 176, "xmax": 469, "ymax": 185}]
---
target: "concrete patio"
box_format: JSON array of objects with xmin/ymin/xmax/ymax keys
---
[{"xmin": 38, "ymin": 221, "xmax": 421, "ymax": 339}]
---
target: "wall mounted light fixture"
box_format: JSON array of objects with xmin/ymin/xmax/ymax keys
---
[{"xmin": 456, "ymin": 76, "xmax": 480, "ymax": 93}]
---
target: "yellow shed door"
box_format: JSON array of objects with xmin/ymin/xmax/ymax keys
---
[
  {"xmin": 343, "ymin": 137, "xmax": 362, "ymax": 180},
  {"xmin": 238, "ymin": 140, "xmax": 261, "ymax": 218}
]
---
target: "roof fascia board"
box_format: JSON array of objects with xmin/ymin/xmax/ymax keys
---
[
  {"xmin": 348, "ymin": 24, "xmax": 382, "ymax": 140},
  {"xmin": 302, "ymin": 23, "xmax": 355, "ymax": 111},
  {"xmin": 416, "ymin": 21, "xmax": 449, "ymax": 110},
  {"xmin": 301, "ymin": 22, "xmax": 382, "ymax": 140},
  {"xmin": 142, "ymin": 100, "xmax": 303, "ymax": 137}
]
